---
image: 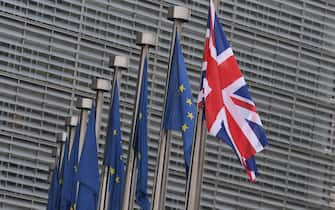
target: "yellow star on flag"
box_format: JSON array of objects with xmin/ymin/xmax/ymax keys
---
[
  {"xmin": 139, "ymin": 112, "xmax": 143, "ymax": 120},
  {"xmin": 113, "ymin": 129, "xmax": 118, "ymax": 136},
  {"xmin": 186, "ymin": 98, "xmax": 193, "ymax": 106},
  {"xmin": 187, "ymin": 112, "xmax": 194, "ymax": 120},
  {"xmin": 138, "ymin": 153, "xmax": 141, "ymax": 160},
  {"xmin": 115, "ymin": 176, "xmax": 120, "ymax": 183},
  {"xmin": 181, "ymin": 123, "xmax": 188, "ymax": 132},
  {"xmin": 110, "ymin": 167, "xmax": 115, "ymax": 175},
  {"xmin": 74, "ymin": 165, "xmax": 78, "ymax": 173},
  {"xmin": 179, "ymin": 84, "xmax": 186, "ymax": 93}
]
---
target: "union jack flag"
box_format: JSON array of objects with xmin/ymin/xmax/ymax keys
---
[{"xmin": 198, "ymin": 0, "xmax": 268, "ymax": 182}]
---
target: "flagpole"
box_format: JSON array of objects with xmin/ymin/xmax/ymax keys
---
[
  {"xmin": 50, "ymin": 139, "xmax": 59, "ymax": 181},
  {"xmin": 93, "ymin": 78, "xmax": 111, "ymax": 140},
  {"xmin": 214, "ymin": 0, "xmax": 219, "ymax": 8},
  {"xmin": 122, "ymin": 31, "xmax": 156, "ymax": 210},
  {"xmin": 66, "ymin": 116, "xmax": 78, "ymax": 159},
  {"xmin": 74, "ymin": 98, "xmax": 92, "ymax": 207},
  {"xmin": 56, "ymin": 132, "xmax": 67, "ymax": 172},
  {"xmin": 76, "ymin": 98, "xmax": 93, "ymax": 161},
  {"xmin": 48, "ymin": 162, "xmax": 55, "ymax": 182},
  {"xmin": 185, "ymin": 1, "xmax": 218, "ymax": 209},
  {"xmin": 185, "ymin": 108, "xmax": 207, "ymax": 210},
  {"xmin": 99, "ymin": 55, "xmax": 129, "ymax": 210},
  {"xmin": 92, "ymin": 78, "xmax": 111, "ymax": 210},
  {"xmin": 151, "ymin": 6, "xmax": 190, "ymax": 210}
]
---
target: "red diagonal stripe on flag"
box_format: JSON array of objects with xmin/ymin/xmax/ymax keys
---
[
  {"xmin": 226, "ymin": 109, "xmax": 256, "ymax": 159},
  {"xmin": 231, "ymin": 97, "xmax": 256, "ymax": 112}
]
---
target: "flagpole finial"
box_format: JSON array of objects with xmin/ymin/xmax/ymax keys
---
[
  {"xmin": 65, "ymin": 115, "xmax": 78, "ymax": 160},
  {"xmin": 110, "ymin": 55, "xmax": 129, "ymax": 69},
  {"xmin": 136, "ymin": 32, "xmax": 156, "ymax": 47},
  {"xmin": 92, "ymin": 78, "xmax": 111, "ymax": 91},
  {"xmin": 66, "ymin": 116, "xmax": 78, "ymax": 127},
  {"xmin": 168, "ymin": 6, "xmax": 190, "ymax": 22},
  {"xmin": 76, "ymin": 98, "xmax": 92, "ymax": 110},
  {"xmin": 57, "ymin": 132, "xmax": 67, "ymax": 144}
]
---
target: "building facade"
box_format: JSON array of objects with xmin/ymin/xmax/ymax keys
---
[{"xmin": 0, "ymin": 0, "xmax": 334, "ymax": 209}]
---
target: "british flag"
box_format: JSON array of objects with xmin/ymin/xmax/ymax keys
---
[{"xmin": 198, "ymin": 0, "xmax": 268, "ymax": 182}]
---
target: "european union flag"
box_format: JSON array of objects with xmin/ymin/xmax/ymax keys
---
[
  {"xmin": 47, "ymin": 166, "xmax": 59, "ymax": 210},
  {"xmin": 163, "ymin": 33, "xmax": 196, "ymax": 176},
  {"xmin": 76, "ymin": 106, "xmax": 100, "ymax": 210},
  {"xmin": 134, "ymin": 57, "xmax": 150, "ymax": 210},
  {"xmin": 105, "ymin": 79, "xmax": 125, "ymax": 210},
  {"xmin": 60, "ymin": 123, "xmax": 80, "ymax": 210}
]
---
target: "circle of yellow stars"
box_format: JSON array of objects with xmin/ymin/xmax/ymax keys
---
[{"xmin": 178, "ymin": 83, "xmax": 195, "ymax": 133}]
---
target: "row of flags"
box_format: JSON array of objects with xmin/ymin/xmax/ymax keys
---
[
  {"xmin": 47, "ymin": 58, "xmax": 152, "ymax": 210},
  {"xmin": 47, "ymin": 0, "xmax": 268, "ymax": 209}
]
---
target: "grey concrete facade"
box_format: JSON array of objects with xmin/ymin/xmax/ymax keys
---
[{"xmin": 0, "ymin": 0, "xmax": 334, "ymax": 209}]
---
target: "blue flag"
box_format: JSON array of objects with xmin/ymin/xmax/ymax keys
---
[
  {"xmin": 163, "ymin": 33, "xmax": 196, "ymax": 176},
  {"xmin": 46, "ymin": 166, "xmax": 59, "ymax": 210},
  {"xmin": 58, "ymin": 138, "xmax": 69, "ymax": 209},
  {"xmin": 105, "ymin": 79, "xmax": 125, "ymax": 210},
  {"xmin": 76, "ymin": 106, "xmax": 100, "ymax": 210},
  {"xmin": 134, "ymin": 58, "xmax": 150, "ymax": 210},
  {"xmin": 60, "ymin": 123, "xmax": 80, "ymax": 210}
]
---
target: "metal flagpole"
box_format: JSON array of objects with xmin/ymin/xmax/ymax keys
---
[
  {"xmin": 110, "ymin": 55, "xmax": 129, "ymax": 90},
  {"xmin": 92, "ymin": 78, "xmax": 111, "ymax": 210},
  {"xmin": 122, "ymin": 31, "xmax": 156, "ymax": 210},
  {"xmin": 99, "ymin": 55, "xmax": 129, "ymax": 210},
  {"xmin": 50, "ymin": 136, "xmax": 60, "ymax": 179},
  {"xmin": 48, "ymin": 162, "xmax": 56, "ymax": 182},
  {"xmin": 76, "ymin": 98, "xmax": 92, "ymax": 161},
  {"xmin": 93, "ymin": 78, "xmax": 111, "ymax": 140},
  {"xmin": 66, "ymin": 116, "xmax": 78, "ymax": 159},
  {"xmin": 100, "ymin": 55, "xmax": 129, "ymax": 210},
  {"xmin": 151, "ymin": 6, "xmax": 190, "ymax": 210},
  {"xmin": 185, "ymin": 108, "xmax": 207, "ymax": 210},
  {"xmin": 94, "ymin": 78, "xmax": 111, "ymax": 210},
  {"xmin": 56, "ymin": 132, "xmax": 67, "ymax": 171},
  {"xmin": 214, "ymin": 0, "xmax": 219, "ymax": 8},
  {"xmin": 185, "ymin": 1, "xmax": 219, "ymax": 209},
  {"xmin": 74, "ymin": 97, "xmax": 92, "ymax": 205}
]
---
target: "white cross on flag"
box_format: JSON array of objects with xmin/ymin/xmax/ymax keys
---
[{"xmin": 198, "ymin": 0, "xmax": 268, "ymax": 182}]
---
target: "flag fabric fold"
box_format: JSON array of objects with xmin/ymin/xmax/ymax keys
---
[
  {"xmin": 198, "ymin": 0, "xmax": 268, "ymax": 182},
  {"xmin": 134, "ymin": 58, "xmax": 150, "ymax": 210},
  {"xmin": 163, "ymin": 33, "xmax": 196, "ymax": 176},
  {"xmin": 76, "ymin": 106, "xmax": 100, "ymax": 210},
  {"xmin": 105, "ymin": 79, "xmax": 125, "ymax": 210},
  {"xmin": 60, "ymin": 123, "xmax": 80, "ymax": 210}
]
